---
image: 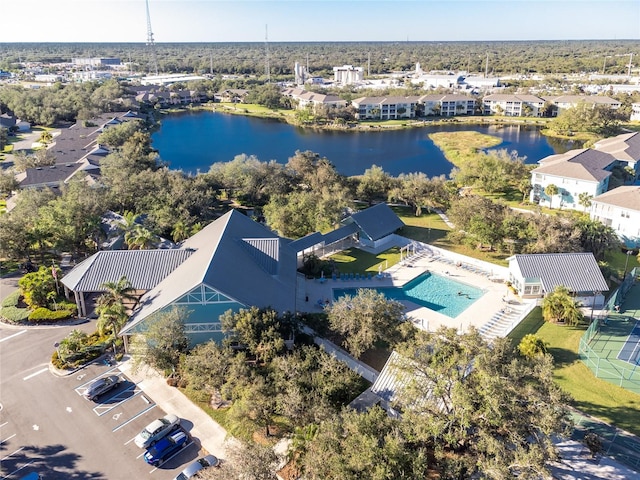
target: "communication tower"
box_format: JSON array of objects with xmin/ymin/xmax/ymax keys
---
[{"xmin": 145, "ymin": 0, "xmax": 159, "ymax": 76}]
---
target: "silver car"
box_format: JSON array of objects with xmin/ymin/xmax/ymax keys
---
[
  {"xmin": 134, "ymin": 413, "xmax": 180, "ymax": 448},
  {"xmin": 83, "ymin": 375, "xmax": 120, "ymax": 401},
  {"xmin": 174, "ymin": 455, "xmax": 220, "ymax": 480}
]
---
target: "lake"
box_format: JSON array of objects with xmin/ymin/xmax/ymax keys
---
[{"xmin": 152, "ymin": 111, "xmax": 575, "ymax": 177}]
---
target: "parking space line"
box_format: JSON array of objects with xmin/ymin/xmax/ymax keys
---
[
  {"xmin": 93, "ymin": 387, "xmax": 143, "ymax": 416},
  {"xmin": 1, "ymin": 460, "xmax": 35, "ymax": 480},
  {"xmin": 23, "ymin": 367, "xmax": 49, "ymax": 381},
  {"xmin": 0, "ymin": 421, "xmax": 8, "ymax": 428},
  {"xmin": 0, "ymin": 446, "xmax": 24, "ymax": 462},
  {"xmin": 115, "ymin": 403, "xmax": 157, "ymax": 433},
  {"xmin": 0, "ymin": 434, "xmax": 16, "ymax": 445},
  {"xmin": 147, "ymin": 440, "xmax": 194, "ymax": 474},
  {"xmin": 0, "ymin": 330, "xmax": 27, "ymax": 343}
]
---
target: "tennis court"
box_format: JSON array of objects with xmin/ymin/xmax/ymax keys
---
[
  {"xmin": 579, "ymin": 282, "xmax": 640, "ymax": 394},
  {"xmin": 617, "ymin": 321, "xmax": 640, "ymax": 365}
]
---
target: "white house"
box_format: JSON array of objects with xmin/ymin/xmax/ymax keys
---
[
  {"xmin": 482, "ymin": 94, "xmax": 545, "ymax": 117},
  {"xmin": 507, "ymin": 253, "xmax": 608, "ymax": 307},
  {"xmin": 590, "ymin": 186, "xmax": 640, "ymax": 248},
  {"xmin": 529, "ymin": 149, "xmax": 615, "ymax": 210}
]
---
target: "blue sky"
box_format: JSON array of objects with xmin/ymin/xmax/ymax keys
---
[{"xmin": 2, "ymin": 0, "xmax": 639, "ymax": 43}]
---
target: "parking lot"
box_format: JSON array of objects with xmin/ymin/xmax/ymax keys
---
[{"xmin": 0, "ymin": 324, "xmax": 206, "ymax": 479}]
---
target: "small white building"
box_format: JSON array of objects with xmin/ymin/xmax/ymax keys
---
[
  {"xmin": 507, "ymin": 253, "xmax": 608, "ymax": 307},
  {"xmin": 590, "ymin": 186, "xmax": 640, "ymax": 248}
]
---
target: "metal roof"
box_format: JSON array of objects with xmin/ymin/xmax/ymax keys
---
[
  {"xmin": 61, "ymin": 249, "xmax": 194, "ymax": 292},
  {"xmin": 347, "ymin": 203, "xmax": 405, "ymax": 241},
  {"xmin": 322, "ymin": 223, "xmax": 358, "ymax": 245},
  {"xmin": 121, "ymin": 210, "xmax": 297, "ymax": 334},
  {"xmin": 509, "ymin": 253, "xmax": 608, "ymax": 293},
  {"xmin": 289, "ymin": 232, "xmax": 323, "ymax": 252}
]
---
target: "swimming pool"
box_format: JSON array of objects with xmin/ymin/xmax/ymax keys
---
[{"xmin": 333, "ymin": 271, "xmax": 484, "ymax": 318}]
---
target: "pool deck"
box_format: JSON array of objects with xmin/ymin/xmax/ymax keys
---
[{"xmin": 301, "ymin": 249, "xmax": 533, "ymax": 338}]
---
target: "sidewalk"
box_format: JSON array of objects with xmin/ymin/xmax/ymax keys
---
[{"xmin": 118, "ymin": 358, "xmax": 231, "ymax": 460}]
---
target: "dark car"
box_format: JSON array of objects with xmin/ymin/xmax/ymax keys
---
[
  {"xmin": 144, "ymin": 428, "xmax": 189, "ymax": 467},
  {"xmin": 84, "ymin": 375, "xmax": 120, "ymax": 401}
]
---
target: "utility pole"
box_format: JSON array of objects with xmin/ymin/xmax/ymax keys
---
[
  {"xmin": 628, "ymin": 52, "xmax": 634, "ymax": 77},
  {"xmin": 484, "ymin": 52, "xmax": 489, "ymax": 78},
  {"xmin": 367, "ymin": 52, "xmax": 371, "ymax": 77},
  {"xmin": 145, "ymin": 0, "xmax": 158, "ymax": 76}
]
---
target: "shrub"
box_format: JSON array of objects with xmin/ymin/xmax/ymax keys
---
[
  {"xmin": 28, "ymin": 307, "xmax": 73, "ymax": 322},
  {"xmin": 0, "ymin": 305, "xmax": 31, "ymax": 323}
]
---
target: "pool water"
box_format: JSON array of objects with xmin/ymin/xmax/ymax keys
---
[{"xmin": 333, "ymin": 271, "xmax": 484, "ymax": 318}]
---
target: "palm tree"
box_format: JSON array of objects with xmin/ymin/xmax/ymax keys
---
[
  {"xmin": 541, "ymin": 285, "xmax": 583, "ymax": 326},
  {"xmin": 96, "ymin": 302, "xmax": 128, "ymax": 341},
  {"xmin": 544, "ymin": 184, "xmax": 559, "ymax": 209},
  {"xmin": 125, "ymin": 225, "xmax": 157, "ymax": 250},
  {"xmin": 97, "ymin": 276, "xmax": 137, "ymax": 310},
  {"xmin": 171, "ymin": 220, "xmax": 189, "ymax": 243}
]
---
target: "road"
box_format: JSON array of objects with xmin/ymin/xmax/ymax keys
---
[{"xmin": 0, "ymin": 321, "xmax": 200, "ymax": 479}]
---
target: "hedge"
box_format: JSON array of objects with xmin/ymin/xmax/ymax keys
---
[{"xmin": 28, "ymin": 307, "xmax": 74, "ymax": 322}]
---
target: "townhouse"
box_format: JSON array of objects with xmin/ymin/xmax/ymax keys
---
[
  {"xmin": 529, "ymin": 149, "xmax": 615, "ymax": 210},
  {"xmin": 482, "ymin": 94, "xmax": 546, "ymax": 117},
  {"xmin": 351, "ymin": 96, "xmax": 420, "ymax": 120},
  {"xmin": 590, "ymin": 186, "xmax": 640, "ymax": 248},
  {"xmin": 418, "ymin": 94, "xmax": 476, "ymax": 116},
  {"xmin": 542, "ymin": 95, "xmax": 621, "ymax": 117},
  {"xmin": 281, "ymin": 88, "xmax": 347, "ymax": 111}
]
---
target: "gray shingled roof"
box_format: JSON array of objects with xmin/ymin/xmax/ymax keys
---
[
  {"xmin": 533, "ymin": 148, "xmax": 615, "ymax": 182},
  {"xmin": 510, "ymin": 253, "xmax": 608, "ymax": 293},
  {"xmin": 347, "ymin": 203, "xmax": 405, "ymax": 241},
  {"xmin": 594, "ymin": 132, "xmax": 640, "ymax": 163},
  {"xmin": 592, "ymin": 186, "xmax": 640, "ymax": 212},
  {"xmin": 61, "ymin": 249, "xmax": 194, "ymax": 292},
  {"xmin": 20, "ymin": 163, "xmax": 80, "ymax": 187}
]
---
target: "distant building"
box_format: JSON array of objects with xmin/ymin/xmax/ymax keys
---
[
  {"xmin": 72, "ymin": 58, "xmax": 121, "ymax": 68},
  {"xmin": 351, "ymin": 96, "xmax": 420, "ymax": 120},
  {"xmin": 482, "ymin": 94, "xmax": 545, "ymax": 117},
  {"xmin": 541, "ymin": 95, "xmax": 621, "ymax": 117},
  {"xmin": 333, "ymin": 65, "xmax": 364, "ymax": 86},
  {"xmin": 631, "ymin": 103, "xmax": 640, "ymax": 121},
  {"xmin": 419, "ymin": 94, "xmax": 476, "ymax": 116},
  {"xmin": 294, "ymin": 62, "xmax": 308, "ymax": 86}
]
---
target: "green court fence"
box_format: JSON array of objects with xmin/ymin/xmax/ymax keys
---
[{"xmin": 578, "ymin": 268, "xmax": 640, "ymax": 394}]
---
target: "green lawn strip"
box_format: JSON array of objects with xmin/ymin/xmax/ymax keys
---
[
  {"xmin": 605, "ymin": 249, "xmax": 640, "ymax": 278},
  {"xmin": 330, "ymin": 247, "xmax": 401, "ymax": 275},
  {"xmin": 508, "ymin": 308, "xmax": 640, "ymax": 436},
  {"xmin": 428, "ymin": 131, "xmax": 502, "ymax": 168}
]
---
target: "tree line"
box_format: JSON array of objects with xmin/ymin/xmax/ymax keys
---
[{"xmin": 2, "ymin": 40, "xmax": 639, "ymax": 77}]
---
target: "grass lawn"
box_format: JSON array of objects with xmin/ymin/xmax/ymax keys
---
[
  {"xmin": 330, "ymin": 246, "xmax": 401, "ymax": 274},
  {"xmin": 214, "ymin": 102, "xmax": 295, "ymax": 120},
  {"xmin": 508, "ymin": 308, "xmax": 640, "ymax": 436},
  {"xmin": 605, "ymin": 248, "xmax": 640, "ymax": 279},
  {"xmin": 428, "ymin": 131, "xmax": 502, "ymax": 168}
]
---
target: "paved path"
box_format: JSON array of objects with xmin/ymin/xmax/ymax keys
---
[{"xmin": 118, "ymin": 359, "xmax": 233, "ymax": 460}]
